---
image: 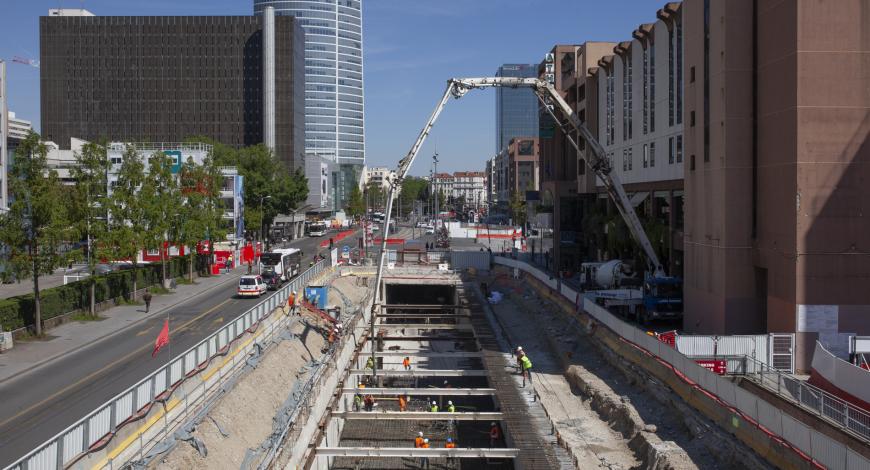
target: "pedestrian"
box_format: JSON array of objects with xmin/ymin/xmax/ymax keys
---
[
  {"xmin": 414, "ymin": 431, "xmax": 424, "ymax": 448},
  {"xmin": 403, "ymin": 356, "xmax": 411, "ymax": 370},
  {"xmin": 143, "ymin": 290, "xmax": 153, "ymax": 313},
  {"xmin": 521, "ymin": 353, "xmax": 533, "ymax": 387},
  {"xmin": 353, "ymin": 393, "xmax": 363, "ymax": 412},
  {"xmin": 489, "ymin": 422, "xmax": 502, "ymax": 448},
  {"xmin": 515, "ymin": 346, "xmax": 525, "ymax": 373},
  {"xmin": 420, "ymin": 438, "xmax": 431, "ymax": 469},
  {"xmin": 364, "ymin": 394, "xmax": 375, "ymax": 412},
  {"xmin": 365, "ymin": 357, "xmax": 375, "ymax": 370},
  {"xmin": 287, "ymin": 290, "xmax": 296, "ymax": 315},
  {"xmin": 226, "ymin": 254, "xmax": 233, "ymax": 273},
  {"xmin": 429, "ymin": 401, "xmax": 439, "ymax": 412},
  {"xmin": 446, "ymin": 400, "xmax": 455, "ymax": 413},
  {"xmin": 398, "ymin": 394, "xmax": 408, "ymax": 412}
]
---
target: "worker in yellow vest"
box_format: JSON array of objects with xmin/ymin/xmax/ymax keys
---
[{"xmin": 521, "ymin": 354, "xmax": 533, "ymax": 387}]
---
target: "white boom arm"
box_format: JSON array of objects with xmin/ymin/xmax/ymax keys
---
[{"xmin": 368, "ymin": 76, "xmax": 664, "ymax": 376}]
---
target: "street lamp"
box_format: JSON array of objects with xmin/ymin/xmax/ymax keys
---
[
  {"xmin": 432, "ymin": 153, "xmax": 439, "ymax": 229},
  {"xmin": 259, "ymin": 195, "xmax": 272, "ymax": 263}
]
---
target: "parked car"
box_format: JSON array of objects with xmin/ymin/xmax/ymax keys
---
[
  {"xmin": 260, "ymin": 270, "xmax": 282, "ymax": 290},
  {"xmin": 425, "ymin": 225, "xmax": 435, "ymax": 234},
  {"xmin": 237, "ymin": 275, "xmax": 267, "ymax": 298}
]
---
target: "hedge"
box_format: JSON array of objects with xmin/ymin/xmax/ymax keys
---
[{"xmin": 0, "ymin": 255, "xmax": 211, "ymax": 332}]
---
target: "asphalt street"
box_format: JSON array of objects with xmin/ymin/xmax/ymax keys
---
[{"xmin": 0, "ymin": 230, "xmax": 357, "ymax": 468}]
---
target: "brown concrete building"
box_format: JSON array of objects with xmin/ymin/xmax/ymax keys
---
[
  {"xmin": 681, "ymin": 0, "xmax": 870, "ymax": 370},
  {"xmin": 538, "ymin": 43, "xmax": 614, "ymax": 270},
  {"xmin": 494, "ymin": 137, "xmax": 539, "ymax": 204}
]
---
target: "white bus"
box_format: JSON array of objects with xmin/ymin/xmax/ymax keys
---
[
  {"xmin": 308, "ymin": 222, "xmax": 329, "ymax": 237},
  {"xmin": 259, "ymin": 248, "xmax": 302, "ymax": 281}
]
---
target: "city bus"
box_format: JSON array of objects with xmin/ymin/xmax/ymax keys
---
[
  {"xmin": 308, "ymin": 221, "xmax": 329, "ymax": 237},
  {"xmin": 259, "ymin": 248, "xmax": 302, "ymax": 281}
]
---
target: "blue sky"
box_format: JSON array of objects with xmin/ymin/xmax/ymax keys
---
[{"xmin": 1, "ymin": 0, "xmax": 655, "ymax": 175}]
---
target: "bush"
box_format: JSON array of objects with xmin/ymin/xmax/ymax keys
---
[{"xmin": 0, "ymin": 257, "xmax": 195, "ymax": 331}]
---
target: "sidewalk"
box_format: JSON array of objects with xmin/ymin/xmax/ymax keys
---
[{"xmin": 0, "ymin": 266, "xmax": 246, "ymax": 384}]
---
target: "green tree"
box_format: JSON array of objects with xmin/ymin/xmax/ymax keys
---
[
  {"xmin": 0, "ymin": 132, "xmax": 78, "ymax": 335},
  {"xmin": 107, "ymin": 145, "xmax": 148, "ymax": 299},
  {"xmin": 510, "ymin": 191, "xmax": 527, "ymax": 227},
  {"xmin": 366, "ymin": 182, "xmax": 386, "ymax": 212},
  {"xmin": 141, "ymin": 151, "xmax": 182, "ymax": 285},
  {"xmin": 70, "ymin": 140, "xmax": 111, "ymax": 316},
  {"xmin": 399, "ymin": 176, "xmax": 428, "ymax": 216},
  {"xmin": 346, "ymin": 185, "xmax": 365, "ymax": 219},
  {"xmin": 177, "ymin": 157, "xmax": 222, "ymax": 282}
]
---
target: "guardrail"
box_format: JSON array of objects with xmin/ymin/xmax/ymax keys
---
[
  {"xmin": 5, "ymin": 259, "xmax": 330, "ymax": 470},
  {"xmin": 492, "ymin": 256, "xmax": 869, "ymax": 470}
]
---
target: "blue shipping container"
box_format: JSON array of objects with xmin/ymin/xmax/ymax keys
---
[{"xmin": 305, "ymin": 285, "xmax": 329, "ymax": 310}]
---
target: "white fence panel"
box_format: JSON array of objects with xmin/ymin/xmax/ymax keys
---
[
  {"xmin": 62, "ymin": 425, "xmax": 84, "ymax": 466},
  {"xmin": 27, "ymin": 442, "xmax": 57, "ymax": 470},
  {"xmin": 170, "ymin": 359, "xmax": 183, "ymax": 384},
  {"xmin": 197, "ymin": 343, "xmax": 208, "ymax": 365},
  {"xmin": 847, "ymin": 448, "xmax": 870, "ymax": 470},
  {"xmin": 734, "ymin": 386, "xmax": 759, "ymax": 420},
  {"xmin": 154, "ymin": 369, "xmax": 168, "ymax": 396},
  {"xmin": 716, "ymin": 375, "xmax": 738, "ymax": 408},
  {"xmin": 756, "ymin": 399, "xmax": 783, "ymax": 436},
  {"xmin": 88, "ymin": 406, "xmax": 111, "ymax": 446},
  {"xmin": 781, "ymin": 414, "xmax": 812, "ymax": 455},
  {"xmin": 135, "ymin": 381, "xmax": 152, "ymax": 410},
  {"xmin": 811, "ymin": 431, "xmax": 846, "ymax": 470},
  {"xmin": 184, "ymin": 350, "xmax": 196, "ymax": 375},
  {"xmin": 114, "ymin": 391, "xmax": 134, "ymax": 424}
]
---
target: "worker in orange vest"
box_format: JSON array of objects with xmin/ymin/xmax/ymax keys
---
[
  {"xmin": 398, "ymin": 394, "xmax": 408, "ymax": 412},
  {"xmin": 489, "ymin": 422, "xmax": 502, "ymax": 448},
  {"xmin": 445, "ymin": 437, "xmax": 456, "ymax": 448},
  {"xmin": 287, "ymin": 291, "xmax": 297, "ymax": 315},
  {"xmin": 420, "ymin": 438, "xmax": 431, "ymax": 469},
  {"xmin": 402, "ymin": 356, "xmax": 411, "ymax": 370},
  {"xmin": 414, "ymin": 431, "xmax": 424, "ymax": 448}
]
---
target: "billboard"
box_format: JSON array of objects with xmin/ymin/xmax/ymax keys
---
[{"xmin": 320, "ymin": 163, "xmax": 329, "ymax": 207}]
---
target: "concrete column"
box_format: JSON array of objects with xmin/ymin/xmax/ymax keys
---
[{"xmin": 262, "ymin": 6, "xmax": 276, "ymax": 152}]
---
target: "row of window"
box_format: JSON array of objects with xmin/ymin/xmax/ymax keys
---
[{"xmin": 614, "ymin": 135, "xmax": 683, "ymax": 173}]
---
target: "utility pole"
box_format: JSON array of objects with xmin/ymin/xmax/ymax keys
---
[{"xmin": 433, "ymin": 153, "xmax": 439, "ymax": 229}]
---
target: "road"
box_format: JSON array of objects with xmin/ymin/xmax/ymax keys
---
[{"xmin": 0, "ymin": 230, "xmax": 357, "ymax": 468}]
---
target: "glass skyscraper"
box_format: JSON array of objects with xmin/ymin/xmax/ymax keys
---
[
  {"xmin": 254, "ymin": 0, "xmax": 364, "ymax": 208},
  {"xmin": 495, "ymin": 64, "xmax": 539, "ymax": 153}
]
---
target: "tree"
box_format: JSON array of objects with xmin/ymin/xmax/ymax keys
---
[
  {"xmin": 107, "ymin": 145, "xmax": 148, "ymax": 299},
  {"xmin": 141, "ymin": 151, "xmax": 182, "ymax": 285},
  {"xmin": 399, "ymin": 176, "xmax": 428, "ymax": 216},
  {"xmin": 365, "ymin": 182, "xmax": 386, "ymax": 212},
  {"xmin": 346, "ymin": 185, "xmax": 365, "ymax": 219},
  {"xmin": 177, "ymin": 157, "xmax": 223, "ymax": 282},
  {"xmin": 70, "ymin": 141, "xmax": 111, "ymax": 316},
  {"xmin": 0, "ymin": 132, "xmax": 78, "ymax": 336},
  {"xmin": 510, "ymin": 191, "xmax": 527, "ymax": 227}
]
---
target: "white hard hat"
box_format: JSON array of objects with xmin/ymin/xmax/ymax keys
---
[
  {"xmin": 424, "ymin": 438, "xmax": 429, "ymax": 443},
  {"xmin": 491, "ymin": 422, "xmax": 497, "ymax": 426},
  {"xmin": 447, "ymin": 400, "xmax": 453, "ymax": 405},
  {"xmin": 517, "ymin": 346, "xmax": 523, "ymax": 350},
  {"xmin": 432, "ymin": 401, "xmax": 437, "ymax": 405},
  {"xmin": 418, "ymin": 431, "xmax": 423, "ymax": 437}
]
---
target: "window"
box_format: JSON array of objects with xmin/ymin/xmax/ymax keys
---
[
  {"xmin": 690, "ymin": 154, "xmax": 695, "ymax": 170},
  {"xmin": 628, "ymin": 148, "xmax": 633, "ymax": 170},
  {"xmin": 578, "ymin": 159, "xmax": 586, "ymax": 175},
  {"xmin": 669, "ymin": 136, "xmax": 675, "ymax": 164},
  {"xmin": 676, "ymin": 18, "xmax": 683, "ymax": 125},
  {"xmin": 642, "ymin": 46, "xmax": 649, "ymax": 135},
  {"xmin": 690, "ymin": 111, "xmax": 695, "ymax": 127},
  {"xmin": 643, "ymin": 144, "xmax": 649, "ymax": 168},
  {"xmin": 669, "ymin": 26, "xmax": 675, "ymax": 127},
  {"xmin": 677, "ymin": 135, "xmax": 683, "ymax": 162},
  {"xmin": 650, "ymin": 41, "xmax": 656, "ymax": 133},
  {"xmin": 623, "ymin": 149, "xmax": 628, "ymax": 171},
  {"xmin": 690, "ymin": 66, "xmax": 695, "ymax": 83},
  {"xmin": 650, "ymin": 142, "xmax": 656, "ymax": 167}
]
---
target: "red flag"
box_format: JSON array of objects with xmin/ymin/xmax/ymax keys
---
[{"xmin": 152, "ymin": 320, "xmax": 170, "ymax": 358}]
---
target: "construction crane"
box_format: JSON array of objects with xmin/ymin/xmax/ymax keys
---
[
  {"xmin": 369, "ymin": 77, "xmax": 682, "ymax": 374},
  {"xmin": 12, "ymin": 56, "xmax": 39, "ymax": 69}
]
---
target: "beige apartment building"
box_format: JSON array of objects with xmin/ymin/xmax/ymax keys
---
[{"xmin": 681, "ymin": 0, "xmax": 869, "ymax": 370}]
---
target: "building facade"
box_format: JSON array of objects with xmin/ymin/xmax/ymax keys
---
[
  {"xmin": 0, "ymin": 61, "xmax": 6, "ymax": 212},
  {"xmin": 494, "ymin": 137, "xmax": 540, "ymax": 204},
  {"xmin": 254, "ymin": 0, "xmax": 365, "ymax": 209},
  {"xmin": 40, "ymin": 10, "xmax": 305, "ymax": 170},
  {"xmin": 304, "ymin": 153, "xmax": 337, "ymax": 212},
  {"xmin": 681, "ymin": 0, "xmax": 870, "ymax": 370},
  {"xmin": 363, "ymin": 166, "xmax": 393, "ymax": 190},
  {"xmin": 495, "ymin": 64, "xmax": 540, "ymax": 154},
  {"xmin": 451, "ymin": 171, "xmax": 487, "ymax": 211}
]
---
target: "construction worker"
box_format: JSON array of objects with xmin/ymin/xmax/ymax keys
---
[
  {"xmin": 414, "ymin": 431, "xmax": 424, "ymax": 448},
  {"xmin": 445, "ymin": 437, "xmax": 456, "ymax": 448},
  {"xmin": 365, "ymin": 356, "xmax": 375, "ymax": 370},
  {"xmin": 364, "ymin": 394, "xmax": 375, "ymax": 412},
  {"xmin": 287, "ymin": 291, "xmax": 296, "ymax": 314},
  {"xmin": 403, "ymin": 356, "xmax": 411, "ymax": 370},
  {"xmin": 357, "ymin": 382, "xmax": 365, "ymax": 389},
  {"xmin": 446, "ymin": 400, "xmax": 455, "ymax": 413},
  {"xmin": 420, "ymin": 438, "xmax": 431, "ymax": 469},
  {"xmin": 489, "ymin": 422, "xmax": 502, "ymax": 448},
  {"xmin": 353, "ymin": 393, "xmax": 363, "ymax": 412},
  {"xmin": 515, "ymin": 346, "xmax": 526, "ymax": 373},
  {"xmin": 398, "ymin": 394, "xmax": 408, "ymax": 412},
  {"xmin": 429, "ymin": 401, "xmax": 439, "ymax": 412},
  {"xmin": 521, "ymin": 354, "xmax": 533, "ymax": 387}
]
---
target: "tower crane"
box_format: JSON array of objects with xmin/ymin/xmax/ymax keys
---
[{"xmin": 368, "ymin": 77, "xmax": 682, "ymax": 375}]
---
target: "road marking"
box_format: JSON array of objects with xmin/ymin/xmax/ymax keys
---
[
  {"xmin": 135, "ymin": 329, "xmax": 151, "ymax": 337},
  {"xmin": 212, "ymin": 317, "xmax": 224, "ymax": 325},
  {"xmin": 0, "ymin": 298, "xmax": 233, "ymax": 429}
]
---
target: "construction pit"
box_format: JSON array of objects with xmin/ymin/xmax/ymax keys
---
[{"xmin": 148, "ymin": 264, "xmax": 774, "ymax": 470}]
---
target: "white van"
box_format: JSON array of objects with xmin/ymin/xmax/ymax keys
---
[{"xmin": 237, "ymin": 275, "xmax": 267, "ymax": 298}]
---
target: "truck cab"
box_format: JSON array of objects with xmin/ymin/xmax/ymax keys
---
[{"xmin": 640, "ymin": 275, "xmax": 683, "ymax": 324}]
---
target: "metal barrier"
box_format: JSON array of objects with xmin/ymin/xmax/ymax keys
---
[
  {"xmin": 492, "ymin": 256, "xmax": 870, "ymax": 470},
  {"xmin": 5, "ymin": 259, "xmax": 330, "ymax": 470}
]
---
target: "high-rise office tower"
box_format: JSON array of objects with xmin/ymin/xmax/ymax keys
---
[
  {"xmin": 495, "ymin": 64, "xmax": 539, "ymax": 154},
  {"xmin": 254, "ymin": 0, "xmax": 365, "ymax": 209}
]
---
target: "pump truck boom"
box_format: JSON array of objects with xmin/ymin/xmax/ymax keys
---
[{"xmin": 368, "ymin": 77, "xmax": 681, "ymax": 375}]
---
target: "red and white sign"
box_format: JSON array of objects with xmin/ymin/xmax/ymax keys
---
[{"xmin": 695, "ymin": 359, "xmax": 727, "ymax": 375}]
